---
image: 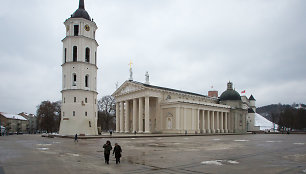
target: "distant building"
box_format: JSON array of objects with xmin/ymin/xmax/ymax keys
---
[
  {"xmin": 18, "ymin": 112, "xmax": 37, "ymax": 134},
  {"xmin": 0, "ymin": 112, "xmax": 28, "ymax": 134}
]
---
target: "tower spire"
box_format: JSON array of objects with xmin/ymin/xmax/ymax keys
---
[{"xmin": 79, "ymin": 0, "xmax": 85, "ymax": 9}]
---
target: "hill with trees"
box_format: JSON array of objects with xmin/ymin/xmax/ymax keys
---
[{"xmin": 257, "ymin": 103, "xmax": 306, "ymax": 131}]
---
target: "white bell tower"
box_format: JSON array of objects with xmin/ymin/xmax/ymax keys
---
[{"xmin": 59, "ymin": 0, "xmax": 98, "ymax": 135}]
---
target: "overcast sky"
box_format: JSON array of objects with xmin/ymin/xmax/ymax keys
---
[{"xmin": 0, "ymin": 0, "xmax": 305, "ymax": 114}]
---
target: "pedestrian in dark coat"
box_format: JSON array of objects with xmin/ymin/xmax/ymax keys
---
[
  {"xmin": 113, "ymin": 143, "xmax": 122, "ymax": 164},
  {"xmin": 74, "ymin": 134, "xmax": 78, "ymax": 143},
  {"xmin": 103, "ymin": 140, "xmax": 112, "ymax": 164}
]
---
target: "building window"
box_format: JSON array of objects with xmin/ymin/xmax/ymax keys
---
[
  {"xmin": 72, "ymin": 73, "xmax": 77, "ymax": 86},
  {"xmin": 73, "ymin": 46, "xmax": 77, "ymax": 62},
  {"xmin": 85, "ymin": 75, "xmax": 89, "ymax": 87},
  {"xmin": 74, "ymin": 25, "xmax": 79, "ymax": 36},
  {"xmin": 89, "ymin": 121, "xmax": 91, "ymax": 127},
  {"xmin": 85, "ymin": 98, "xmax": 88, "ymax": 103},
  {"xmin": 85, "ymin": 112, "xmax": 87, "ymax": 116},
  {"xmin": 64, "ymin": 48, "xmax": 67, "ymax": 63},
  {"xmin": 73, "ymin": 111, "xmax": 75, "ymax": 116},
  {"xmin": 85, "ymin": 47, "xmax": 90, "ymax": 62},
  {"xmin": 64, "ymin": 97, "xmax": 65, "ymax": 103},
  {"xmin": 63, "ymin": 112, "xmax": 65, "ymax": 117},
  {"xmin": 74, "ymin": 97, "xmax": 76, "ymax": 103}
]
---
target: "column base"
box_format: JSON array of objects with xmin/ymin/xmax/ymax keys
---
[
  {"xmin": 196, "ymin": 129, "xmax": 201, "ymax": 134},
  {"xmin": 224, "ymin": 129, "xmax": 228, "ymax": 133},
  {"xmin": 144, "ymin": 131, "xmax": 151, "ymax": 133},
  {"xmin": 202, "ymin": 129, "xmax": 206, "ymax": 134},
  {"xmin": 211, "ymin": 129, "xmax": 215, "ymax": 133},
  {"xmin": 216, "ymin": 129, "xmax": 220, "ymax": 133},
  {"xmin": 220, "ymin": 129, "xmax": 224, "ymax": 133},
  {"xmin": 206, "ymin": 129, "xmax": 211, "ymax": 133}
]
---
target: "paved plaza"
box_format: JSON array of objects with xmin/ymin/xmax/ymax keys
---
[{"xmin": 0, "ymin": 134, "xmax": 306, "ymax": 174}]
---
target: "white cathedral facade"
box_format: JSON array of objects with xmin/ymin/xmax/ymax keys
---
[
  {"xmin": 112, "ymin": 76, "xmax": 257, "ymax": 134},
  {"xmin": 59, "ymin": 0, "xmax": 98, "ymax": 135}
]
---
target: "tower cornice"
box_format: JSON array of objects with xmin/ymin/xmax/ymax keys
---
[
  {"xmin": 64, "ymin": 17, "xmax": 97, "ymax": 29},
  {"xmin": 62, "ymin": 35, "xmax": 99, "ymax": 46},
  {"xmin": 61, "ymin": 89, "xmax": 98, "ymax": 94},
  {"xmin": 61, "ymin": 61, "xmax": 98, "ymax": 69}
]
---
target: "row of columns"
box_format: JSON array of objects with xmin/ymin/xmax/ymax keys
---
[
  {"xmin": 198, "ymin": 110, "xmax": 229, "ymax": 133},
  {"xmin": 115, "ymin": 96, "xmax": 151, "ymax": 133}
]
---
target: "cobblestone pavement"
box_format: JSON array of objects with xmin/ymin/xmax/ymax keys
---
[{"xmin": 0, "ymin": 134, "xmax": 306, "ymax": 174}]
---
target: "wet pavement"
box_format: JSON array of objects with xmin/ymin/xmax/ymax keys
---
[{"xmin": 0, "ymin": 134, "xmax": 306, "ymax": 174}]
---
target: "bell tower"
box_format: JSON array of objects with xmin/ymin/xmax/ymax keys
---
[{"xmin": 59, "ymin": 0, "xmax": 99, "ymax": 135}]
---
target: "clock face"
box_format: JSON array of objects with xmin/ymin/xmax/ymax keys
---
[
  {"xmin": 66, "ymin": 25, "xmax": 69, "ymax": 32},
  {"xmin": 85, "ymin": 25, "xmax": 90, "ymax": 31}
]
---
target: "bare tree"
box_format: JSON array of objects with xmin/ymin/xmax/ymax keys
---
[
  {"xmin": 97, "ymin": 95, "xmax": 116, "ymax": 131},
  {"xmin": 36, "ymin": 101, "xmax": 61, "ymax": 133}
]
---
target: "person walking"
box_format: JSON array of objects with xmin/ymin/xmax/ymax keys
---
[
  {"xmin": 113, "ymin": 143, "xmax": 122, "ymax": 164},
  {"xmin": 74, "ymin": 134, "xmax": 78, "ymax": 143},
  {"xmin": 103, "ymin": 140, "xmax": 112, "ymax": 164}
]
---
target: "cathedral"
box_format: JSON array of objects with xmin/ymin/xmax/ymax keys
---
[
  {"xmin": 59, "ymin": 0, "xmax": 98, "ymax": 135},
  {"xmin": 112, "ymin": 74, "xmax": 257, "ymax": 134}
]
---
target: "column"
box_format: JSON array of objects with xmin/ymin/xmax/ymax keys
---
[
  {"xmin": 125, "ymin": 100, "xmax": 130, "ymax": 133},
  {"xmin": 120, "ymin": 101, "xmax": 124, "ymax": 133},
  {"xmin": 183, "ymin": 108, "xmax": 187, "ymax": 130},
  {"xmin": 176, "ymin": 107, "xmax": 180, "ymax": 130},
  {"xmin": 116, "ymin": 102, "xmax": 120, "ymax": 132},
  {"xmin": 225, "ymin": 112, "xmax": 228, "ymax": 133},
  {"xmin": 132, "ymin": 98, "xmax": 137, "ymax": 133},
  {"xmin": 156, "ymin": 99, "xmax": 161, "ymax": 131},
  {"xmin": 202, "ymin": 110, "xmax": 206, "ymax": 133},
  {"xmin": 206, "ymin": 110, "xmax": 211, "ymax": 133},
  {"xmin": 197, "ymin": 109, "xmax": 200, "ymax": 133},
  {"xmin": 191, "ymin": 109, "xmax": 195, "ymax": 131},
  {"xmin": 211, "ymin": 111, "xmax": 215, "ymax": 133},
  {"xmin": 220, "ymin": 112, "xmax": 224, "ymax": 133},
  {"xmin": 144, "ymin": 96, "xmax": 150, "ymax": 133},
  {"xmin": 138, "ymin": 97, "xmax": 143, "ymax": 133},
  {"xmin": 216, "ymin": 111, "xmax": 220, "ymax": 133}
]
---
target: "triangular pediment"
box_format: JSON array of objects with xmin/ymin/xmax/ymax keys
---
[{"xmin": 112, "ymin": 81, "xmax": 144, "ymax": 96}]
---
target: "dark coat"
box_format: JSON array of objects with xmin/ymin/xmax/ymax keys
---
[
  {"xmin": 103, "ymin": 144, "xmax": 112, "ymax": 155},
  {"xmin": 113, "ymin": 145, "xmax": 122, "ymax": 158}
]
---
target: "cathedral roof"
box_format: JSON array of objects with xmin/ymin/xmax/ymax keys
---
[
  {"xmin": 71, "ymin": 0, "xmax": 91, "ymax": 21},
  {"xmin": 219, "ymin": 89, "xmax": 241, "ymax": 101},
  {"xmin": 132, "ymin": 81, "xmax": 209, "ymax": 98},
  {"xmin": 249, "ymin": 95, "xmax": 256, "ymax": 101},
  {"xmin": 219, "ymin": 82, "xmax": 241, "ymax": 101}
]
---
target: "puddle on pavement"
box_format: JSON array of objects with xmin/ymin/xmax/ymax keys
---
[
  {"xmin": 37, "ymin": 148, "xmax": 49, "ymax": 151},
  {"xmin": 201, "ymin": 160, "xmax": 239, "ymax": 166}
]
